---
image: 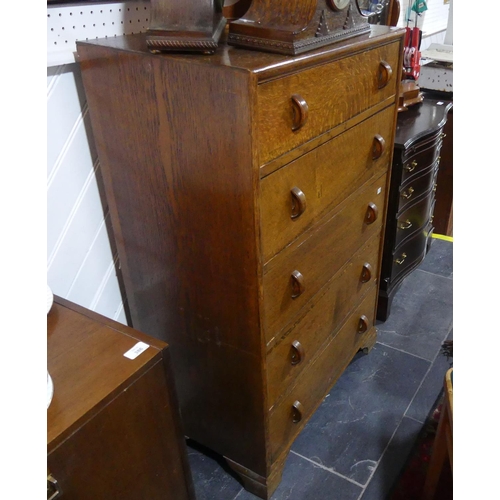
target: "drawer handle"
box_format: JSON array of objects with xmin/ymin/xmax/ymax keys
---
[
  {"xmin": 361, "ymin": 263, "xmax": 373, "ymax": 283},
  {"xmin": 47, "ymin": 474, "xmax": 62, "ymax": 499},
  {"xmin": 395, "ymin": 252, "xmax": 407, "ymax": 265},
  {"xmin": 377, "ymin": 60, "xmax": 393, "ymax": 89},
  {"xmin": 364, "ymin": 202, "xmax": 379, "ymax": 225},
  {"xmin": 372, "ymin": 134, "xmax": 386, "ymax": 160},
  {"xmin": 401, "ymin": 187, "xmax": 414, "ymax": 199},
  {"xmin": 291, "ymin": 340, "xmax": 305, "ymax": 366},
  {"xmin": 291, "ymin": 94, "xmax": 309, "ymax": 131},
  {"xmin": 433, "ymin": 183, "xmax": 437, "ymax": 192},
  {"xmin": 399, "ymin": 219, "xmax": 413, "ymax": 230},
  {"xmin": 292, "ymin": 400, "xmax": 304, "ymax": 423},
  {"xmin": 405, "ymin": 160, "xmax": 418, "ymax": 172},
  {"xmin": 291, "ymin": 270, "xmax": 305, "ymax": 298},
  {"xmin": 440, "ymin": 133, "xmax": 447, "ymax": 139},
  {"xmin": 290, "ymin": 186, "xmax": 307, "ymax": 219},
  {"xmin": 358, "ymin": 315, "xmax": 369, "ymax": 334}
]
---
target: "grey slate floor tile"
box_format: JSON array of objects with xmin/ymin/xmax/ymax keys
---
[
  {"xmin": 418, "ymin": 238, "xmax": 453, "ymax": 278},
  {"xmin": 376, "ymin": 269, "xmax": 453, "ymax": 360},
  {"xmin": 291, "ymin": 344, "xmax": 429, "ymax": 486},
  {"xmin": 236, "ymin": 452, "xmax": 362, "ymax": 500},
  {"xmin": 360, "ymin": 417, "xmax": 424, "ymax": 500}
]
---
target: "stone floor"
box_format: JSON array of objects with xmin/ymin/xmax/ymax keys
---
[{"xmin": 185, "ymin": 237, "xmax": 453, "ymax": 500}]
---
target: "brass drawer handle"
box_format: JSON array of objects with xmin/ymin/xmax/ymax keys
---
[
  {"xmin": 292, "ymin": 400, "xmax": 304, "ymax": 423},
  {"xmin": 291, "ymin": 270, "xmax": 305, "ymax": 298},
  {"xmin": 47, "ymin": 474, "xmax": 62, "ymax": 499},
  {"xmin": 290, "ymin": 340, "xmax": 305, "ymax": 366},
  {"xmin": 364, "ymin": 202, "xmax": 379, "ymax": 225},
  {"xmin": 290, "ymin": 186, "xmax": 307, "ymax": 219},
  {"xmin": 377, "ymin": 60, "xmax": 393, "ymax": 89},
  {"xmin": 372, "ymin": 134, "xmax": 386, "ymax": 160},
  {"xmin": 401, "ymin": 187, "xmax": 414, "ymax": 199},
  {"xmin": 440, "ymin": 132, "xmax": 447, "ymax": 139},
  {"xmin": 433, "ymin": 183, "xmax": 437, "ymax": 192},
  {"xmin": 405, "ymin": 160, "xmax": 417, "ymax": 172},
  {"xmin": 399, "ymin": 219, "xmax": 412, "ymax": 230},
  {"xmin": 291, "ymin": 94, "xmax": 309, "ymax": 131},
  {"xmin": 358, "ymin": 315, "xmax": 369, "ymax": 334},
  {"xmin": 395, "ymin": 252, "xmax": 407, "ymax": 265},
  {"xmin": 361, "ymin": 262, "xmax": 373, "ymax": 283}
]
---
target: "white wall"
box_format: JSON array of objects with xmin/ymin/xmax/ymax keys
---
[
  {"xmin": 47, "ymin": 1, "xmax": 151, "ymax": 324},
  {"xmin": 46, "ymin": 0, "xmax": 451, "ymax": 323}
]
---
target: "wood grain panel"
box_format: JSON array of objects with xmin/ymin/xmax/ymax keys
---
[
  {"xmin": 262, "ymin": 173, "xmax": 387, "ymax": 344},
  {"xmin": 266, "ymin": 233, "xmax": 381, "ymax": 407},
  {"xmin": 268, "ymin": 290, "xmax": 378, "ymax": 462},
  {"xmin": 257, "ymin": 40, "xmax": 401, "ymax": 164},
  {"xmin": 260, "ymin": 105, "xmax": 395, "ymax": 261}
]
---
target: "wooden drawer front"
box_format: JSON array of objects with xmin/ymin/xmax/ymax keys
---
[
  {"xmin": 263, "ymin": 173, "xmax": 387, "ymax": 344},
  {"xmin": 391, "ymin": 222, "xmax": 433, "ymax": 284},
  {"xmin": 257, "ymin": 41, "xmax": 401, "ymax": 165},
  {"xmin": 398, "ymin": 164, "xmax": 436, "ymax": 214},
  {"xmin": 266, "ymin": 234, "xmax": 381, "ymax": 408},
  {"xmin": 400, "ymin": 134, "xmax": 442, "ymax": 186},
  {"xmin": 395, "ymin": 193, "xmax": 433, "ymax": 249},
  {"xmin": 268, "ymin": 290, "xmax": 377, "ymax": 462},
  {"xmin": 261, "ymin": 105, "xmax": 395, "ymax": 262}
]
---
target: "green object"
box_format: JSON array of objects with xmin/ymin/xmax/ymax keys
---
[{"xmin": 411, "ymin": 1, "xmax": 428, "ymax": 14}]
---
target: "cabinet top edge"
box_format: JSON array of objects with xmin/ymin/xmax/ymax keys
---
[{"xmin": 76, "ymin": 25, "xmax": 405, "ymax": 81}]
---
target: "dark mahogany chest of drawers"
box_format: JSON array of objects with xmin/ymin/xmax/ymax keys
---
[
  {"xmin": 377, "ymin": 98, "xmax": 453, "ymax": 321},
  {"xmin": 47, "ymin": 297, "xmax": 194, "ymax": 500},
  {"xmin": 76, "ymin": 26, "xmax": 404, "ymax": 499}
]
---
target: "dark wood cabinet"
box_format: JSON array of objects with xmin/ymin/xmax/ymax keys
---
[
  {"xmin": 76, "ymin": 26, "xmax": 404, "ymax": 499},
  {"xmin": 47, "ymin": 297, "xmax": 194, "ymax": 500},
  {"xmin": 377, "ymin": 98, "xmax": 453, "ymax": 322}
]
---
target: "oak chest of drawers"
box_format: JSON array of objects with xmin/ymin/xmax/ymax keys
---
[
  {"xmin": 377, "ymin": 98, "xmax": 453, "ymax": 321},
  {"xmin": 77, "ymin": 26, "xmax": 404, "ymax": 499},
  {"xmin": 47, "ymin": 297, "xmax": 194, "ymax": 500}
]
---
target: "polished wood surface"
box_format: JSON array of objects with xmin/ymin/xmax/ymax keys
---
[
  {"xmin": 227, "ymin": 0, "xmax": 371, "ymax": 55},
  {"xmin": 377, "ymin": 98, "xmax": 452, "ymax": 321},
  {"xmin": 47, "ymin": 297, "xmax": 194, "ymax": 500},
  {"xmin": 77, "ymin": 26, "xmax": 405, "ymax": 498},
  {"xmin": 147, "ymin": 0, "xmax": 226, "ymax": 54}
]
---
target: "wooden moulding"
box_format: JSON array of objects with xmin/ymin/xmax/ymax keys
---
[
  {"xmin": 146, "ymin": 0, "xmax": 226, "ymax": 54},
  {"xmin": 227, "ymin": 0, "xmax": 371, "ymax": 55}
]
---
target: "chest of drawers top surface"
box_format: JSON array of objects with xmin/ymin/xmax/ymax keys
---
[{"xmin": 47, "ymin": 297, "xmax": 167, "ymax": 449}]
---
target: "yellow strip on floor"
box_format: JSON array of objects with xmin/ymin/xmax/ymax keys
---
[{"xmin": 432, "ymin": 233, "xmax": 453, "ymax": 242}]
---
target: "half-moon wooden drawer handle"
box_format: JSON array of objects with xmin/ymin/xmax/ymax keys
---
[
  {"xmin": 291, "ymin": 340, "xmax": 305, "ymax": 366},
  {"xmin": 372, "ymin": 134, "xmax": 386, "ymax": 160},
  {"xmin": 377, "ymin": 60, "xmax": 393, "ymax": 89},
  {"xmin": 358, "ymin": 315, "xmax": 369, "ymax": 334},
  {"xmin": 292, "ymin": 400, "xmax": 304, "ymax": 423},
  {"xmin": 361, "ymin": 263, "xmax": 373, "ymax": 283},
  {"xmin": 291, "ymin": 94, "xmax": 309, "ymax": 131},
  {"xmin": 364, "ymin": 202, "xmax": 379, "ymax": 225},
  {"xmin": 291, "ymin": 270, "xmax": 305, "ymax": 298},
  {"xmin": 291, "ymin": 186, "xmax": 307, "ymax": 219}
]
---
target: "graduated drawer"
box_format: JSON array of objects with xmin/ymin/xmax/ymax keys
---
[
  {"xmin": 391, "ymin": 222, "xmax": 434, "ymax": 284},
  {"xmin": 266, "ymin": 233, "xmax": 381, "ymax": 408},
  {"xmin": 257, "ymin": 41, "xmax": 401, "ymax": 165},
  {"xmin": 260, "ymin": 105, "xmax": 395, "ymax": 262},
  {"xmin": 267, "ymin": 289, "xmax": 377, "ymax": 462},
  {"xmin": 398, "ymin": 161, "xmax": 437, "ymax": 214},
  {"xmin": 262, "ymin": 173, "xmax": 387, "ymax": 345},
  {"xmin": 400, "ymin": 132, "xmax": 442, "ymax": 186},
  {"xmin": 395, "ymin": 192, "xmax": 434, "ymax": 248}
]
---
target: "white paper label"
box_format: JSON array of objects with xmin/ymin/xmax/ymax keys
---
[{"xmin": 124, "ymin": 341, "xmax": 150, "ymax": 360}]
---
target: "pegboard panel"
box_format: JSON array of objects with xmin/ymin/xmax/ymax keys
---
[{"xmin": 47, "ymin": 1, "xmax": 151, "ymax": 67}]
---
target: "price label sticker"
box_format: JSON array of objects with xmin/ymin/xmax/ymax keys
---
[{"xmin": 124, "ymin": 341, "xmax": 150, "ymax": 360}]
